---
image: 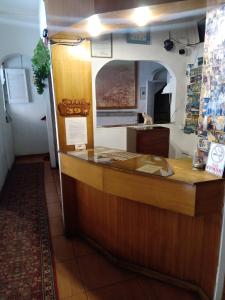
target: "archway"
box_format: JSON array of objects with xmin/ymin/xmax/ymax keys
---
[{"xmin": 95, "ymin": 60, "xmax": 176, "ymax": 127}]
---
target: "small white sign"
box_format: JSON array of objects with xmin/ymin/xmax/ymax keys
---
[
  {"xmin": 65, "ymin": 117, "xmax": 87, "ymax": 146},
  {"xmin": 206, "ymin": 142, "xmax": 225, "ymax": 177}
]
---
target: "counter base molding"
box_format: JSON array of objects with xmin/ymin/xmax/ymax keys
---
[{"xmin": 61, "ymin": 173, "xmax": 221, "ymax": 300}]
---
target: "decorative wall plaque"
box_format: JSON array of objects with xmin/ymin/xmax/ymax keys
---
[{"xmin": 58, "ymin": 99, "xmax": 90, "ymax": 116}]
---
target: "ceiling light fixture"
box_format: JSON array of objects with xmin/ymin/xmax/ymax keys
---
[
  {"xmin": 87, "ymin": 15, "xmax": 102, "ymax": 37},
  {"xmin": 132, "ymin": 6, "xmax": 151, "ymax": 27}
]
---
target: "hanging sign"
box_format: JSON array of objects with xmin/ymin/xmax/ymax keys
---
[
  {"xmin": 206, "ymin": 142, "xmax": 225, "ymax": 177},
  {"xmin": 58, "ymin": 99, "xmax": 90, "ymax": 117}
]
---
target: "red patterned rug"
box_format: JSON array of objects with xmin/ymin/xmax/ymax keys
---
[{"xmin": 0, "ymin": 163, "xmax": 58, "ymax": 299}]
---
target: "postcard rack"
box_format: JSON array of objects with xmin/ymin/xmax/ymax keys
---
[{"xmin": 184, "ymin": 64, "xmax": 202, "ymax": 134}]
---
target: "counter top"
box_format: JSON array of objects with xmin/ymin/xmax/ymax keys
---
[
  {"xmin": 60, "ymin": 148, "xmax": 224, "ymax": 216},
  {"xmin": 66, "ymin": 147, "xmax": 222, "ymax": 186}
]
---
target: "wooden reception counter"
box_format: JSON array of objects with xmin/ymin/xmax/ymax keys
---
[{"xmin": 60, "ymin": 148, "xmax": 225, "ymax": 300}]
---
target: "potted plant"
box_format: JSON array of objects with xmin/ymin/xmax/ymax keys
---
[{"xmin": 32, "ymin": 39, "xmax": 50, "ymax": 95}]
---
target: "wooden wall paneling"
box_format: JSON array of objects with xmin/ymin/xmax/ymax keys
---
[
  {"xmin": 48, "ymin": 0, "xmax": 212, "ymax": 40},
  {"xmin": 51, "ymin": 41, "xmax": 94, "ymax": 152},
  {"xmin": 67, "ymin": 180, "xmax": 221, "ymax": 299},
  {"xmin": 45, "ymin": 0, "xmax": 225, "ymax": 39},
  {"xmin": 59, "ymin": 153, "xmax": 224, "ymax": 216},
  {"xmin": 199, "ymin": 213, "xmax": 222, "ymax": 297},
  {"xmin": 195, "ymin": 181, "xmax": 224, "ymax": 215},
  {"xmin": 94, "ymin": 0, "xmax": 189, "ymax": 14},
  {"xmin": 61, "ymin": 173, "xmax": 78, "ymax": 235},
  {"xmin": 44, "ymin": 0, "xmax": 95, "ymax": 37},
  {"xmin": 103, "ymin": 167, "xmax": 196, "ymax": 216},
  {"xmin": 60, "ymin": 153, "xmax": 103, "ymax": 190}
]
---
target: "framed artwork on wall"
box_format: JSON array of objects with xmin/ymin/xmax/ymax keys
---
[
  {"xmin": 96, "ymin": 61, "xmax": 137, "ymax": 109},
  {"xmin": 127, "ymin": 31, "xmax": 150, "ymax": 44},
  {"xmin": 91, "ymin": 34, "xmax": 112, "ymax": 58}
]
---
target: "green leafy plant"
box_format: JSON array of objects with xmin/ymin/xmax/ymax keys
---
[{"xmin": 32, "ymin": 39, "xmax": 50, "ymax": 94}]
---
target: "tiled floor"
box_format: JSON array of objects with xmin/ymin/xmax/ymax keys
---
[{"xmin": 43, "ymin": 160, "xmax": 200, "ymax": 300}]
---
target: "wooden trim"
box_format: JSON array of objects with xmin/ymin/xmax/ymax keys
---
[
  {"xmin": 60, "ymin": 153, "xmax": 103, "ymax": 191},
  {"xmin": 61, "ymin": 174, "xmax": 78, "ymax": 236},
  {"xmin": 60, "ymin": 153, "xmax": 224, "ymax": 216},
  {"xmin": 61, "ymin": 178, "xmax": 220, "ymax": 299},
  {"xmin": 94, "ymin": 0, "xmax": 190, "ymax": 14},
  {"xmin": 195, "ymin": 181, "xmax": 225, "ymax": 216},
  {"xmin": 51, "ymin": 42, "xmax": 94, "ymax": 152},
  {"xmin": 48, "ymin": 0, "xmax": 212, "ymax": 39},
  {"xmin": 103, "ymin": 167, "xmax": 196, "ymax": 216}
]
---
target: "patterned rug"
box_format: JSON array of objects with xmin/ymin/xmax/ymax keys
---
[{"xmin": 0, "ymin": 163, "xmax": 58, "ymax": 300}]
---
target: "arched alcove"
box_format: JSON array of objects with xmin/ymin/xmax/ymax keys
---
[
  {"xmin": 95, "ymin": 60, "xmax": 176, "ymax": 127},
  {"xmin": 0, "ymin": 53, "xmax": 49, "ymax": 156}
]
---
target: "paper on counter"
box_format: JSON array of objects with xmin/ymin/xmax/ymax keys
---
[
  {"xmin": 65, "ymin": 117, "xmax": 87, "ymax": 146},
  {"xmin": 136, "ymin": 164, "xmax": 161, "ymax": 174}
]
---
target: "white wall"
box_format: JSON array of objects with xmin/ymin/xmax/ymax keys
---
[
  {"xmin": 92, "ymin": 23, "xmax": 204, "ymax": 158},
  {"xmin": 0, "ymin": 84, "xmax": 14, "ymax": 190},
  {"xmin": 4, "ymin": 55, "xmax": 49, "ymax": 156},
  {"xmin": 138, "ymin": 61, "xmax": 167, "ymax": 113},
  {"xmin": 0, "ymin": 0, "xmax": 49, "ymax": 190}
]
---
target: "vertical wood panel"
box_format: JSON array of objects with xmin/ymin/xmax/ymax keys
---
[
  {"xmin": 70, "ymin": 180, "xmax": 221, "ymax": 299},
  {"xmin": 94, "ymin": 0, "xmax": 188, "ymax": 13},
  {"xmin": 51, "ymin": 42, "xmax": 94, "ymax": 152},
  {"xmin": 45, "ymin": 0, "xmax": 95, "ymax": 37}
]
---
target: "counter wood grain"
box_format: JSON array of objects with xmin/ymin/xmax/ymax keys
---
[{"xmin": 60, "ymin": 152, "xmax": 224, "ymax": 216}]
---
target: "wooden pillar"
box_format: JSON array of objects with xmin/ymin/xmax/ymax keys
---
[{"xmin": 51, "ymin": 41, "xmax": 94, "ymax": 152}]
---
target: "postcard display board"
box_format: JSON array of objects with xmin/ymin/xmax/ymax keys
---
[
  {"xmin": 184, "ymin": 64, "xmax": 203, "ymax": 134},
  {"xmin": 198, "ymin": 4, "xmax": 225, "ymax": 161}
]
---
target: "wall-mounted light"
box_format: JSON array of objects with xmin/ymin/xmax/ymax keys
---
[
  {"xmin": 132, "ymin": 6, "xmax": 151, "ymax": 27},
  {"xmin": 87, "ymin": 15, "xmax": 103, "ymax": 37}
]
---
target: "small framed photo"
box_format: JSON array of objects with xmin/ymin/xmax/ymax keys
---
[
  {"xmin": 127, "ymin": 31, "xmax": 150, "ymax": 45},
  {"xmin": 91, "ymin": 34, "xmax": 112, "ymax": 58},
  {"xmin": 140, "ymin": 87, "xmax": 146, "ymax": 100}
]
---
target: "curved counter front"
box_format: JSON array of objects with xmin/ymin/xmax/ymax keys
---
[{"xmin": 59, "ymin": 148, "xmax": 224, "ymax": 300}]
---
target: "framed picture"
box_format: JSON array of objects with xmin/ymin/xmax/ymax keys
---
[
  {"xmin": 140, "ymin": 87, "xmax": 146, "ymax": 100},
  {"xmin": 127, "ymin": 31, "xmax": 150, "ymax": 44},
  {"xmin": 96, "ymin": 61, "xmax": 137, "ymax": 109},
  {"xmin": 91, "ymin": 34, "xmax": 112, "ymax": 58}
]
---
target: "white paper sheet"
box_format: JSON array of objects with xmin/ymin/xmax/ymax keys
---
[{"xmin": 65, "ymin": 117, "xmax": 87, "ymax": 146}]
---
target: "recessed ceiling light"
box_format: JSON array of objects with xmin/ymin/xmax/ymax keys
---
[
  {"xmin": 87, "ymin": 15, "xmax": 102, "ymax": 37},
  {"xmin": 132, "ymin": 6, "xmax": 151, "ymax": 27}
]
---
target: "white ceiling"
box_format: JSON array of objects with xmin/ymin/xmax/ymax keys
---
[
  {"xmin": 0, "ymin": 0, "xmax": 40, "ymax": 28},
  {"xmin": 0, "ymin": 0, "xmax": 39, "ymax": 16}
]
